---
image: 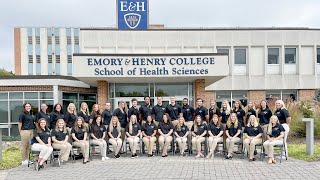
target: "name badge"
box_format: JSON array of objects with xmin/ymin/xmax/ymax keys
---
[
  {"xmin": 100, "ymin": 128, "xmax": 104, "ymax": 131},
  {"xmin": 162, "ymin": 108, "xmax": 165, "ymax": 110}
]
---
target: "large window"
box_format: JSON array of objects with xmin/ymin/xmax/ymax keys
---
[
  {"xmin": 268, "ymin": 48, "xmax": 279, "ymax": 64},
  {"xmin": 285, "ymin": 48, "xmax": 296, "ymax": 64},
  {"xmin": 62, "ymin": 93, "xmax": 97, "ymax": 114},
  {"xmin": 266, "ymin": 90, "xmax": 297, "ymax": 103},
  {"xmin": 214, "ymin": 91, "xmax": 248, "ymax": 108},
  {"xmin": 234, "ymin": 48, "xmax": 247, "ymax": 64}
]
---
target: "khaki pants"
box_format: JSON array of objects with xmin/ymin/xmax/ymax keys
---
[
  {"xmin": 208, "ymin": 136, "xmax": 222, "ymax": 154},
  {"xmin": 109, "ymin": 138, "xmax": 122, "ymax": 155},
  {"xmin": 91, "ymin": 139, "xmax": 107, "ymax": 158},
  {"xmin": 73, "ymin": 141, "xmax": 89, "ymax": 159},
  {"xmin": 172, "ymin": 120, "xmax": 179, "ymax": 127},
  {"xmin": 192, "ymin": 136, "xmax": 205, "ymax": 153},
  {"xmin": 52, "ymin": 142, "xmax": 72, "ymax": 161},
  {"xmin": 20, "ymin": 130, "xmax": 34, "ymax": 161},
  {"xmin": 31, "ymin": 143, "xmax": 53, "ymax": 160},
  {"xmin": 262, "ymin": 124, "xmax": 268, "ymax": 139},
  {"xmin": 176, "ymin": 137, "xmax": 187, "ymax": 154},
  {"xmin": 154, "ymin": 121, "xmax": 159, "ymax": 127},
  {"xmin": 263, "ymin": 139, "xmax": 283, "ymax": 158},
  {"xmin": 127, "ymin": 136, "xmax": 139, "ymax": 154},
  {"xmin": 159, "ymin": 135, "xmax": 173, "ymax": 155},
  {"xmin": 142, "ymin": 137, "xmax": 156, "ymax": 155},
  {"xmin": 243, "ymin": 138, "xmax": 261, "ymax": 158},
  {"xmin": 226, "ymin": 137, "xmax": 240, "ymax": 154},
  {"xmin": 185, "ymin": 121, "xmax": 194, "ymax": 130}
]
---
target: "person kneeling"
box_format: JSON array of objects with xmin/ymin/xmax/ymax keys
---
[{"xmin": 90, "ymin": 115, "xmax": 109, "ymax": 161}]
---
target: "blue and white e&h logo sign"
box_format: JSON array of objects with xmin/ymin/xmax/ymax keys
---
[{"xmin": 117, "ymin": 0, "xmax": 148, "ymax": 29}]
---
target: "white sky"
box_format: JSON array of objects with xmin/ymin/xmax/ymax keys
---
[{"xmin": 1, "ymin": 0, "xmax": 320, "ymax": 72}]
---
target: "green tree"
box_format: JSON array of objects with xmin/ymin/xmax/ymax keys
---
[{"xmin": 0, "ymin": 68, "xmax": 14, "ymax": 76}]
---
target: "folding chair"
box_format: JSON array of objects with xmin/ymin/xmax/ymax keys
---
[
  {"xmin": 274, "ymin": 137, "xmax": 288, "ymax": 163},
  {"xmin": 28, "ymin": 139, "xmax": 50, "ymax": 169},
  {"xmin": 242, "ymin": 134, "xmax": 264, "ymax": 161},
  {"xmin": 207, "ymin": 134, "xmax": 225, "ymax": 159},
  {"xmin": 124, "ymin": 134, "xmax": 143, "ymax": 157}
]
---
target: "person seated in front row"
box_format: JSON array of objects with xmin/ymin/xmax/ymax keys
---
[
  {"xmin": 158, "ymin": 113, "xmax": 174, "ymax": 157},
  {"xmin": 71, "ymin": 117, "xmax": 90, "ymax": 164},
  {"xmin": 90, "ymin": 115, "xmax": 109, "ymax": 161},
  {"xmin": 125, "ymin": 115, "xmax": 141, "ymax": 159},
  {"xmin": 207, "ymin": 114, "xmax": 224, "ymax": 159},
  {"xmin": 243, "ymin": 115, "xmax": 263, "ymax": 161},
  {"xmin": 225, "ymin": 113, "xmax": 242, "ymax": 159},
  {"xmin": 108, "ymin": 116, "xmax": 123, "ymax": 158},
  {"xmin": 142, "ymin": 115, "xmax": 157, "ymax": 157},
  {"xmin": 174, "ymin": 116, "xmax": 189, "ymax": 156},
  {"xmin": 191, "ymin": 115, "xmax": 207, "ymax": 158}
]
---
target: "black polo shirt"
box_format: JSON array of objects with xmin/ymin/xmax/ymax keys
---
[
  {"xmin": 258, "ymin": 108, "xmax": 272, "ymax": 125},
  {"xmin": 152, "ymin": 104, "xmax": 166, "ymax": 122},
  {"xmin": 101, "ymin": 109, "xmax": 112, "ymax": 125},
  {"xmin": 244, "ymin": 125, "xmax": 263, "ymax": 137},
  {"xmin": 195, "ymin": 106, "xmax": 208, "ymax": 122},
  {"xmin": 221, "ymin": 109, "xmax": 230, "ymax": 124},
  {"xmin": 158, "ymin": 122, "xmax": 174, "ymax": 134},
  {"xmin": 19, "ymin": 111, "xmax": 35, "ymax": 130},
  {"xmin": 182, "ymin": 105, "xmax": 195, "ymax": 122},
  {"xmin": 142, "ymin": 123, "xmax": 157, "ymax": 136},
  {"xmin": 128, "ymin": 106, "xmax": 140, "ymax": 120},
  {"xmin": 165, "ymin": 104, "xmax": 182, "ymax": 120},
  {"xmin": 108, "ymin": 125, "xmax": 120, "ymax": 138},
  {"xmin": 175, "ymin": 124, "xmax": 189, "ymax": 137},
  {"xmin": 125, "ymin": 123, "xmax": 141, "ymax": 136},
  {"xmin": 49, "ymin": 111, "xmax": 64, "ymax": 129},
  {"xmin": 269, "ymin": 123, "xmax": 285, "ymax": 138},
  {"xmin": 274, "ymin": 108, "xmax": 290, "ymax": 124},
  {"xmin": 139, "ymin": 104, "xmax": 153, "ymax": 121},
  {"xmin": 35, "ymin": 111, "xmax": 50, "ymax": 124},
  {"xmin": 90, "ymin": 124, "xmax": 106, "ymax": 139},
  {"xmin": 234, "ymin": 109, "xmax": 245, "ymax": 126},
  {"xmin": 90, "ymin": 112, "xmax": 101, "ymax": 125},
  {"xmin": 113, "ymin": 108, "xmax": 127, "ymax": 128},
  {"xmin": 51, "ymin": 129, "xmax": 68, "ymax": 141},
  {"xmin": 64, "ymin": 112, "xmax": 77, "ymax": 128},
  {"xmin": 32, "ymin": 128, "xmax": 51, "ymax": 144},
  {"xmin": 78, "ymin": 111, "xmax": 89, "ymax": 123},
  {"xmin": 209, "ymin": 107, "xmax": 222, "ymax": 121},
  {"xmin": 246, "ymin": 109, "xmax": 257, "ymax": 121},
  {"xmin": 71, "ymin": 127, "xmax": 86, "ymax": 141},
  {"xmin": 226, "ymin": 123, "xmax": 242, "ymax": 137},
  {"xmin": 191, "ymin": 124, "xmax": 207, "ymax": 136},
  {"xmin": 207, "ymin": 123, "xmax": 224, "ymax": 136}
]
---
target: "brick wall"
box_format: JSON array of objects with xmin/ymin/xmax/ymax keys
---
[
  {"xmin": 14, "ymin": 28, "xmax": 21, "ymax": 75},
  {"xmin": 0, "ymin": 86, "xmax": 53, "ymax": 91},
  {"xmin": 58, "ymin": 86, "xmax": 97, "ymax": 94},
  {"xmin": 194, "ymin": 79, "xmax": 206, "ymax": 107},
  {"xmin": 299, "ymin": 89, "xmax": 316, "ymax": 101},
  {"xmin": 204, "ymin": 91, "xmax": 216, "ymax": 108},
  {"xmin": 97, "ymin": 81, "xmax": 108, "ymax": 112},
  {"xmin": 248, "ymin": 90, "xmax": 266, "ymax": 106}
]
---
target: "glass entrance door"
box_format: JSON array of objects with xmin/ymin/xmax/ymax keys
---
[{"xmin": 113, "ymin": 97, "xmax": 146, "ymax": 110}]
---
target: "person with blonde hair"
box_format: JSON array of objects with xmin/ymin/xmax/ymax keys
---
[
  {"xmin": 51, "ymin": 119, "xmax": 72, "ymax": 163},
  {"xmin": 64, "ymin": 103, "xmax": 77, "ymax": 133},
  {"xmin": 225, "ymin": 112, "xmax": 242, "ymax": 159},
  {"xmin": 78, "ymin": 102, "xmax": 90, "ymax": 124},
  {"xmin": 113, "ymin": 101, "xmax": 128, "ymax": 153},
  {"xmin": 191, "ymin": 115, "xmax": 207, "ymax": 158},
  {"xmin": 125, "ymin": 115, "xmax": 141, "ymax": 158},
  {"xmin": 158, "ymin": 113, "xmax": 174, "ymax": 157},
  {"xmin": 220, "ymin": 100, "xmax": 231, "ymax": 127},
  {"xmin": 245, "ymin": 101, "xmax": 256, "ymax": 121},
  {"xmin": 142, "ymin": 115, "xmax": 157, "ymax": 157},
  {"xmin": 275, "ymin": 99, "xmax": 290, "ymax": 157},
  {"xmin": 90, "ymin": 115, "xmax": 109, "ymax": 161},
  {"xmin": 263, "ymin": 115, "xmax": 285, "ymax": 164},
  {"xmin": 208, "ymin": 100, "xmax": 221, "ymax": 124},
  {"xmin": 258, "ymin": 100, "xmax": 272, "ymax": 135},
  {"xmin": 207, "ymin": 114, "xmax": 224, "ymax": 159},
  {"xmin": 233, "ymin": 100, "xmax": 246, "ymax": 127},
  {"xmin": 174, "ymin": 116, "xmax": 189, "ymax": 156},
  {"xmin": 71, "ymin": 116, "xmax": 90, "ymax": 164},
  {"xmin": 108, "ymin": 116, "xmax": 122, "ymax": 158},
  {"xmin": 243, "ymin": 115, "xmax": 263, "ymax": 161}
]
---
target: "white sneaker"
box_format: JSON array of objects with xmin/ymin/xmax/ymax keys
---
[
  {"xmin": 21, "ymin": 160, "xmax": 29, "ymax": 166},
  {"xmin": 104, "ymin": 157, "xmax": 110, "ymax": 160},
  {"xmin": 101, "ymin": 157, "xmax": 105, "ymax": 161}
]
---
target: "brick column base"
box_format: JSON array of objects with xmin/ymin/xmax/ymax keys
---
[
  {"xmin": 248, "ymin": 90, "xmax": 266, "ymax": 106},
  {"xmin": 194, "ymin": 79, "xmax": 206, "ymax": 107},
  {"xmin": 97, "ymin": 80, "xmax": 108, "ymax": 112},
  {"xmin": 299, "ymin": 89, "xmax": 315, "ymax": 101}
]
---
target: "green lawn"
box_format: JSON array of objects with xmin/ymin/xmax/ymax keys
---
[
  {"xmin": 0, "ymin": 147, "xmax": 21, "ymax": 170},
  {"xmin": 288, "ymin": 144, "xmax": 320, "ymax": 162}
]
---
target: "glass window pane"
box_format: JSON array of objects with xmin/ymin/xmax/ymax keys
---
[
  {"xmin": 35, "ymin": 28, "xmax": 40, "ymax": 36},
  {"xmin": 234, "ymin": 49, "xmax": 246, "ymax": 64},
  {"xmin": 317, "ymin": 48, "xmax": 320, "ymax": 64},
  {"xmin": 109, "ymin": 83, "xmax": 115, "ymax": 98},
  {"xmin": 79, "ymin": 94, "xmax": 96, "ymax": 101},
  {"xmin": 55, "ymin": 45, "xmax": 60, "ymax": 55},
  {"xmin": 282, "ymin": 90, "xmax": 298, "ymax": 103},
  {"xmin": 9, "ymin": 92, "xmax": 23, "ymax": 99},
  {"xmin": 56, "ymin": 63, "xmax": 60, "ymax": 75},
  {"xmin": 48, "ymin": 63, "xmax": 53, "ymax": 75},
  {"xmin": 40, "ymin": 92, "xmax": 53, "ymax": 99},
  {"xmin": 0, "ymin": 101, "xmax": 8, "ymax": 123},
  {"xmin": 155, "ymin": 83, "xmax": 188, "ymax": 97},
  {"xmin": 232, "ymin": 91, "xmax": 248, "ymax": 107},
  {"xmin": 73, "ymin": 28, "xmax": 79, "ymax": 37},
  {"xmin": 66, "ymin": 28, "xmax": 71, "ymax": 36},
  {"xmin": 80, "ymin": 101, "xmax": 95, "ymax": 112},
  {"xmin": 47, "ymin": 28, "xmax": 52, "ymax": 36},
  {"xmin": 268, "ymin": 48, "xmax": 279, "ymax": 64},
  {"xmin": 47, "ymin": 45, "xmax": 52, "ymax": 54},
  {"xmin": 54, "ymin": 28, "xmax": 60, "ymax": 36},
  {"xmin": 63, "ymin": 100, "xmax": 78, "ymax": 114},
  {"xmin": 28, "ymin": 63, "xmax": 33, "ymax": 75},
  {"xmin": 74, "ymin": 44, "xmax": 79, "ymax": 53},
  {"xmin": 27, "ymin": 100, "xmax": 39, "ymax": 115},
  {"xmin": 0, "ymin": 92, "xmax": 8, "ymax": 100},
  {"xmin": 28, "ymin": 44, "xmax": 33, "ymax": 55},
  {"xmin": 24, "ymin": 92, "xmax": 38, "ymax": 99},
  {"xmin": 216, "ymin": 91, "xmax": 231, "ymax": 108},
  {"xmin": 67, "ymin": 63, "xmax": 72, "ymax": 75},
  {"xmin": 10, "ymin": 124, "xmax": 19, "ymax": 137},
  {"xmin": 10, "ymin": 101, "xmax": 23, "ymax": 123},
  {"xmin": 40, "ymin": 100, "xmax": 54, "ymax": 113},
  {"xmin": 1, "ymin": 128, "xmax": 8, "ymax": 136},
  {"xmin": 35, "ymin": 44, "xmax": 40, "ymax": 55},
  {"xmin": 217, "ymin": 48, "xmax": 229, "ymax": 55},
  {"xmin": 63, "ymin": 93, "xmax": 78, "ymax": 100},
  {"xmin": 67, "ymin": 44, "xmax": 72, "ymax": 55},
  {"xmin": 36, "ymin": 63, "xmax": 41, "ymax": 75},
  {"xmin": 266, "ymin": 90, "xmax": 281, "ymax": 101},
  {"xmin": 115, "ymin": 84, "xmax": 149, "ymax": 97},
  {"xmin": 27, "ymin": 28, "xmax": 33, "ymax": 36},
  {"xmin": 285, "ymin": 48, "xmax": 296, "ymax": 64}
]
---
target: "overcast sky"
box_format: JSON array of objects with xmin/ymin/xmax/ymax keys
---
[{"xmin": 1, "ymin": 0, "xmax": 320, "ymax": 72}]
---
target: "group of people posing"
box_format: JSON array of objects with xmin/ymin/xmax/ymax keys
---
[{"xmin": 18, "ymin": 96, "xmax": 290, "ymax": 170}]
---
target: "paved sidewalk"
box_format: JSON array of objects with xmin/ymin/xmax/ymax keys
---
[{"xmin": 3, "ymin": 155, "xmax": 320, "ymax": 180}]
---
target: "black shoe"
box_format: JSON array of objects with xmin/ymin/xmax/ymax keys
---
[
  {"xmin": 254, "ymin": 150, "xmax": 257, "ymax": 155},
  {"xmin": 224, "ymin": 155, "xmax": 229, "ymax": 159},
  {"xmin": 134, "ymin": 154, "xmax": 138, "ymax": 157},
  {"xmin": 165, "ymin": 154, "xmax": 168, "ymax": 157},
  {"xmin": 115, "ymin": 154, "xmax": 120, "ymax": 158},
  {"xmin": 252, "ymin": 158, "xmax": 256, "ymax": 161},
  {"xmin": 40, "ymin": 164, "xmax": 44, "ymax": 169},
  {"xmin": 148, "ymin": 154, "xmax": 154, "ymax": 157},
  {"xmin": 162, "ymin": 155, "xmax": 166, "ymax": 157},
  {"xmin": 131, "ymin": 155, "xmax": 135, "ymax": 159}
]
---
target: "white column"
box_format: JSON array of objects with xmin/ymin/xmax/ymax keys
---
[{"xmin": 53, "ymin": 85, "xmax": 59, "ymax": 105}]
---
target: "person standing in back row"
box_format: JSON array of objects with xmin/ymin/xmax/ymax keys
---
[
  {"xmin": 35, "ymin": 103, "xmax": 50, "ymax": 125},
  {"xmin": 139, "ymin": 96, "xmax": 153, "ymax": 124},
  {"xmin": 182, "ymin": 98, "xmax": 195, "ymax": 131},
  {"xmin": 128, "ymin": 98, "xmax": 140, "ymax": 124},
  {"xmin": 152, "ymin": 96, "xmax": 165, "ymax": 126},
  {"xmin": 165, "ymin": 96, "xmax": 182, "ymax": 126},
  {"xmin": 233, "ymin": 100, "xmax": 246, "ymax": 128},
  {"xmin": 102, "ymin": 101, "xmax": 112, "ymax": 130},
  {"xmin": 195, "ymin": 98, "xmax": 209, "ymax": 123}
]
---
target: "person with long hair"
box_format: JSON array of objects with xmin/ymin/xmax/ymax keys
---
[
  {"xmin": 207, "ymin": 114, "xmax": 224, "ymax": 159},
  {"xmin": 64, "ymin": 103, "xmax": 77, "ymax": 133},
  {"xmin": 263, "ymin": 115, "xmax": 285, "ymax": 164},
  {"xmin": 174, "ymin": 116, "xmax": 189, "ymax": 156},
  {"xmin": 51, "ymin": 119, "xmax": 72, "ymax": 163},
  {"xmin": 78, "ymin": 102, "xmax": 90, "ymax": 124},
  {"xmin": 191, "ymin": 115, "xmax": 207, "ymax": 158},
  {"xmin": 90, "ymin": 115, "xmax": 109, "ymax": 161},
  {"xmin": 71, "ymin": 116, "xmax": 89, "ymax": 164},
  {"xmin": 31, "ymin": 118, "xmax": 53, "ymax": 171},
  {"xmin": 208, "ymin": 100, "xmax": 221, "ymax": 124},
  {"xmin": 125, "ymin": 115, "xmax": 141, "ymax": 158},
  {"xmin": 258, "ymin": 100, "xmax": 272, "ymax": 135},
  {"xmin": 108, "ymin": 116, "xmax": 122, "ymax": 158},
  {"xmin": 142, "ymin": 115, "xmax": 157, "ymax": 157},
  {"xmin": 113, "ymin": 101, "xmax": 128, "ymax": 153},
  {"xmin": 49, "ymin": 103, "xmax": 64, "ymax": 130},
  {"xmin": 243, "ymin": 115, "xmax": 263, "ymax": 161},
  {"xmin": 35, "ymin": 103, "xmax": 50, "ymax": 125},
  {"xmin": 245, "ymin": 101, "xmax": 256, "ymax": 121},
  {"xmin": 225, "ymin": 113, "xmax": 241, "ymax": 159},
  {"xmin": 220, "ymin": 100, "xmax": 231, "ymax": 127},
  {"xmin": 233, "ymin": 100, "xmax": 246, "ymax": 127},
  {"xmin": 90, "ymin": 104, "xmax": 101, "ymax": 125},
  {"xmin": 18, "ymin": 102, "xmax": 35, "ymax": 165},
  {"xmin": 158, "ymin": 113, "xmax": 174, "ymax": 157}
]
